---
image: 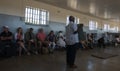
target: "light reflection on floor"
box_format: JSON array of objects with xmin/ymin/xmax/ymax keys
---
[{"xmin": 0, "ymin": 47, "xmax": 120, "ymax": 71}]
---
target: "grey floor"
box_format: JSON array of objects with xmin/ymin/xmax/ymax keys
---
[{"xmin": 0, "ymin": 47, "xmax": 120, "ymax": 71}]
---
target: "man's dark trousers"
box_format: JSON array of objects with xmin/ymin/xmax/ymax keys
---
[{"xmin": 66, "ymin": 43, "xmax": 78, "ymax": 66}]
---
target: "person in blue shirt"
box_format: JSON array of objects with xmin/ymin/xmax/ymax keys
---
[{"xmin": 66, "ymin": 16, "xmax": 79, "ymax": 68}]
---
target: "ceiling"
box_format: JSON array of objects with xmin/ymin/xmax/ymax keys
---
[{"xmin": 36, "ymin": 0, "xmax": 120, "ymax": 22}]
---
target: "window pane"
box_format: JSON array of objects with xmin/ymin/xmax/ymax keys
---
[
  {"xmin": 25, "ymin": 6, "xmax": 49, "ymax": 25},
  {"xmin": 89, "ymin": 20, "xmax": 97, "ymax": 30}
]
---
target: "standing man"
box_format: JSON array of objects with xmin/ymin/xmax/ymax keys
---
[{"xmin": 66, "ymin": 16, "xmax": 79, "ymax": 68}]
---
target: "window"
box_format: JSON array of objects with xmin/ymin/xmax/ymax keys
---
[
  {"xmin": 89, "ymin": 20, "xmax": 98, "ymax": 30},
  {"xmin": 103, "ymin": 24, "xmax": 109, "ymax": 31},
  {"xmin": 66, "ymin": 16, "xmax": 80, "ymax": 25},
  {"xmin": 114, "ymin": 27, "xmax": 119, "ymax": 32},
  {"xmin": 25, "ymin": 6, "xmax": 49, "ymax": 25},
  {"xmin": 75, "ymin": 17, "xmax": 80, "ymax": 24},
  {"xmin": 109, "ymin": 26, "xmax": 119, "ymax": 32}
]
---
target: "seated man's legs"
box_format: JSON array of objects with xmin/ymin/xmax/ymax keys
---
[
  {"xmin": 41, "ymin": 41, "xmax": 49, "ymax": 54},
  {"xmin": 28, "ymin": 41, "xmax": 38, "ymax": 54},
  {"xmin": 37, "ymin": 41, "xmax": 42, "ymax": 53},
  {"xmin": 0, "ymin": 41, "xmax": 16, "ymax": 57},
  {"xmin": 48, "ymin": 42, "xmax": 56, "ymax": 53},
  {"xmin": 0, "ymin": 42, "xmax": 5, "ymax": 56}
]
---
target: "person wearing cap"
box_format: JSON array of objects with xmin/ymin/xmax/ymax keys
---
[
  {"xmin": 66, "ymin": 16, "xmax": 79, "ymax": 68},
  {"xmin": 0, "ymin": 26, "xmax": 15, "ymax": 57},
  {"xmin": 0, "ymin": 26, "xmax": 13, "ymax": 43}
]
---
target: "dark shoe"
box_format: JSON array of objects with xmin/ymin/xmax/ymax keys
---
[{"xmin": 67, "ymin": 64, "xmax": 77, "ymax": 68}]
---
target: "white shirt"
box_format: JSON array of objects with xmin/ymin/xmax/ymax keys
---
[
  {"xmin": 116, "ymin": 37, "xmax": 120, "ymax": 42},
  {"xmin": 59, "ymin": 33, "xmax": 63, "ymax": 37},
  {"xmin": 66, "ymin": 21, "xmax": 79, "ymax": 45},
  {"xmin": 15, "ymin": 33, "xmax": 24, "ymax": 40}
]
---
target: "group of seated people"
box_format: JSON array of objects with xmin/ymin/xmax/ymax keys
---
[
  {"xmin": 79, "ymin": 33, "xmax": 94, "ymax": 50},
  {"xmin": 1, "ymin": 26, "xmax": 116, "ymax": 57},
  {"xmin": 79, "ymin": 33, "xmax": 110, "ymax": 49},
  {"xmin": 0, "ymin": 26, "xmax": 66, "ymax": 57}
]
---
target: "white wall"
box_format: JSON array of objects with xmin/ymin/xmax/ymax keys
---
[{"xmin": 0, "ymin": 0, "xmax": 119, "ymax": 31}]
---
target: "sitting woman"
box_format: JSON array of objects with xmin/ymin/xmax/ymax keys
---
[
  {"xmin": 15, "ymin": 27, "xmax": 30, "ymax": 56},
  {"xmin": 56, "ymin": 31, "xmax": 66, "ymax": 49},
  {"xmin": 37, "ymin": 28, "xmax": 49, "ymax": 54},
  {"xmin": 47, "ymin": 31, "xmax": 56, "ymax": 53},
  {"xmin": 25, "ymin": 28, "xmax": 38, "ymax": 54}
]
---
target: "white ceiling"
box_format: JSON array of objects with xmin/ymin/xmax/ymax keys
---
[{"xmin": 36, "ymin": 0, "xmax": 120, "ymax": 22}]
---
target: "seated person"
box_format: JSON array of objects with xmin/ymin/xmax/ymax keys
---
[
  {"xmin": 0, "ymin": 26, "xmax": 16, "ymax": 57},
  {"xmin": 37, "ymin": 28, "xmax": 49, "ymax": 54},
  {"xmin": 56, "ymin": 31, "xmax": 66, "ymax": 49},
  {"xmin": 47, "ymin": 31, "xmax": 56, "ymax": 53},
  {"xmin": 25, "ymin": 28, "xmax": 38, "ymax": 54},
  {"xmin": 98, "ymin": 36, "xmax": 105, "ymax": 48},
  {"xmin": 87, "ymin": 34, "xmax": 94, "ymax": 49},
  {"xmin": 15, "ymin": 27, "xmax": 30, "ymax": 56},
  {"xmin": 115, "ymin": 36, "xmax": 120, "ymax": 46},
  {"xmin": 80, "ymin": 40, "xmax": 88, "ymax": 49}
]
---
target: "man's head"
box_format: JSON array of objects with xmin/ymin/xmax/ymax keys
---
[
  {"xmin": 50, "ymin": 30, "xmax": 54, "ymax": 35},
  {"xmin": 69, "ymin": 16, "xmax": 75, "ymax": 22},
  {"xmin": 3, "ymin": 26, "xmax": 9, "ymax": 32},
  {"xmin": 29, "ymin": 28, "xmax": 33, "ymax": 33},
  {"xmin": 39, "ymin": 28, "xmax": 44, "ymax": 33}
]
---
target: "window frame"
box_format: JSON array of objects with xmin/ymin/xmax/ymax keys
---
[
  {"xmin": 103, "ymin": 24, "xmax": 109, "ymax": 31},
  {"xmin": 89, "ymin": 20, "xmax": 98, "ymax": 30},
  {"xmin": 25, "ymin": 6, "xmax": 49, "ymax": 26}
]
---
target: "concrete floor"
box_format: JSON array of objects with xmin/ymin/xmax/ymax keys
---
[{"xmin": 0, "ymin": 47, "xmax": 120, "ymax": 71}]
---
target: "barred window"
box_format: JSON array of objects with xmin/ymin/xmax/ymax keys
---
[
  {"xmin": 25, "ymin": 6, "xmax": 49, "ymax": 25},
  {"xmin": 115, "ymin": 27, "xmax": 119, "ymax": 32},
  {"xmin": 103, "ymin": 24, "xmax": 109, "ymax": 31},
  {"xmin": 89, "ymin": 20, "xmax": 98, "ymax": 30},
  {"xmin": 109, "ymin": 26, "xmax": 119, "ymax": 32}
]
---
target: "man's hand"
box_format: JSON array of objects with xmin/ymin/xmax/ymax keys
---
[{"xmin": 73, "ymin": 30, "xmax": 78, "ymax": 34}]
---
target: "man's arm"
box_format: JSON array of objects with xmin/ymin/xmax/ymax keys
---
[
  {"xmin": 1, "ymin": 36, "xmax": 7, "ymax": 40},
  {"xmin": 7, "ymin": 32, "xmax": 13, "ymax": 40},
  {"xmin": 7, "ymin": 36, "xmax": 12, "ymax": 40},
  {"xmin": 73, "ymin": 24, "xmax": 78, "ymax": 34},
  {"xmin": 0, "ymin": 33, "xmax": 7, "ymax": 40}
]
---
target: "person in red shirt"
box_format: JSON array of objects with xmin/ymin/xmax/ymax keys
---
[
  {"xmin": 37, "ymin": 28, "xmax": 46, "ymax": 42},
  {"xmin": 37, "ymin": 28, "xmax": 49, "ymax": 54}
]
